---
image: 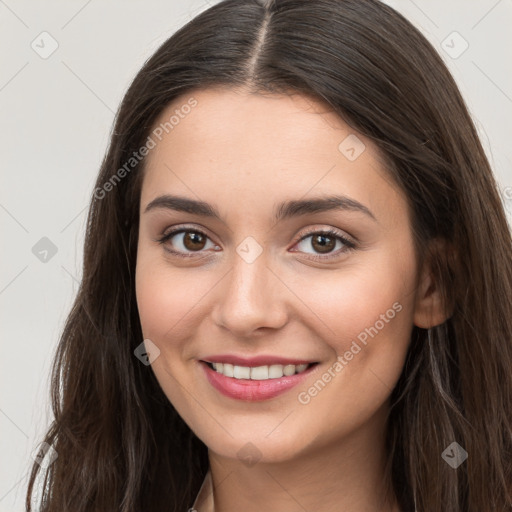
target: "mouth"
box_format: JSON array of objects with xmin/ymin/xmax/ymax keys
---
[
  {"xmin": 202, "ymin": 360, "xmax": 317, "ymax": 380},
  {"xmin": 199, "ymin": 360, "xmax": 319, "ymax": 401}
]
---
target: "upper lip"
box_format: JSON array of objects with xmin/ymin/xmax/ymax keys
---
[{"xmin": 201, "ymin": 354, "xmax": 317, "ymax": 366}]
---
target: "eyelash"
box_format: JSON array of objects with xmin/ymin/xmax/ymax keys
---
[{"xmin": 155, "ymin": 225, "xmax": 357, "ymax": 261}]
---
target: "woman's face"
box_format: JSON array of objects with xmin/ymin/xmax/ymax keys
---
[{"xmin": 135, "ymin": 87, "xmax": 423, "ymax": 464}]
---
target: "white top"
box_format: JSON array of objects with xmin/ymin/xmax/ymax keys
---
[{"xmin": 191, "ymin": 469, "xmax": 214, "ymax": 512}]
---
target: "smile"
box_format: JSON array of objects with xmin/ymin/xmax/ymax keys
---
[
  {"xmin": 200, "ymin": 360, "xmax": 319, "ymax": 401},
  {"xmin": 205, "ymin": 361, "xmax": 312, "ymax": 380}
]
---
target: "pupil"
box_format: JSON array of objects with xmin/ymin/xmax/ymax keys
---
[
  {"xmin": 312, "ymin": 234, "xmax": 335, "ymax": 254},
  {"xmin": 184, "ymin": 232, "xmax": 205, "ymax": 251}
]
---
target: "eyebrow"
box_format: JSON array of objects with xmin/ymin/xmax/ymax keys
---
[{"xmin": 144, "ymin": 194, "xmax": 377, "ymax": 223}]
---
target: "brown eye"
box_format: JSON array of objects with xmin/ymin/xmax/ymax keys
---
[
  {"xmin": 182, "ymin": 231, "xmax": 207, "ymax": 251},
  {"xmin": 157, "ymin": 228, "xmax": 217, "ymax": 257},
  {"xmin": 292, "ymin": 229, "xmax": 356, "ymax": 260},
  {"xmin": 310, "ymin": 233, "xmax": 337, "ymax": 254}
]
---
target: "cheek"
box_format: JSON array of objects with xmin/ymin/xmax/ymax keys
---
[
  {"xmin": 288, "ymin": 265, "xmax": 415, "ymax": 443},
  {"xmin": 309, "ymin": 257, "xmax": 413, "ymax": 332},
  {"xmin": 135, "ymin": 254, "xmax": 212, "ymax": 342},
  {"xmin": 300, "ymin": 248, "xmax": 417, "ymax": 387},
  {"xmin": 134, "ymin": 256, "xmax": 203, "ymax": 419},
  {"xmin": 135, "ymin": 264, "xmax": 176, "ymax": 341}
]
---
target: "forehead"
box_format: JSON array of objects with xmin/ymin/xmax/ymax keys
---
[
  {"xmin": 149, "ymin": 87, "xmax": 363, "ymax": 160},
  {"xmin": 140, "ymin": 87, "xmax": 407, "ymax": 227}
]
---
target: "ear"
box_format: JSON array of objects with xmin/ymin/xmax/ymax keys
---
[{"xmin": 413, "ymin": 239, "xmax": 452, "ymax": 329}]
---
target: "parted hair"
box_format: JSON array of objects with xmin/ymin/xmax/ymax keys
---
[{"xmin": 26, "ymin": 1, "xmax": 512, "ymax": 511}]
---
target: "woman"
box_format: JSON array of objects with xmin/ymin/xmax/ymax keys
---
[{"xmin": 26, "ymin": 0, "xmax": 512, "ymax": 511}]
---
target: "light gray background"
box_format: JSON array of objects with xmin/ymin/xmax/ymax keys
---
[{"xmin": 1, "ymin": 1, "xmax": 511, "ymax": 510}]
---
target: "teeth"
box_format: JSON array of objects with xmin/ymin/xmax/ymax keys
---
[
  {"xmin": 233, "ymin": 365, "xmax": 251, "ymax": 379},
  {"xmin": 209, "ymin": 362, "xmax": 311, "ymax": 380},
  {"xmin": 250, "ymin": 366, "xmax": 268, "ymax": 380},
  {"xmin": 269, "ymin": 364, "xmax": 284, "ymax": 378},
  {"xmin": 283, "ymin": 364, "xmax": 295, "ymax": 376},
  {"xmin": 222, "ymin": 363, "xmax": 233, "ymax": 377}
]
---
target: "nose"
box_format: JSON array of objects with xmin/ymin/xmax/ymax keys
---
[{"xmin": 212, "ymin": 249, "xmax": 289, "ymax": 337}]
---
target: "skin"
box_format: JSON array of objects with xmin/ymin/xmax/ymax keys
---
[{"xmin": 135, "ymin": 87, "xmax": 447, "ymax": 512}]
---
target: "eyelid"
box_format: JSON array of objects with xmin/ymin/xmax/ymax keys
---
[
  {"xmin": 156, "ymin": 223, "xmax": 357, "ymax": 260},
  {"xmin": 159, "ymin": 223, "xmax": 215, "ymax": 242},
  {"xmin": 155, "ymin": 224, "xmax": 218, "ymax": 259},
  {"xmin": 294, "ymin": 225, "xmax": 356, "ymax": 246},
  {"xmin": 289, "ymin": 227, "xmax": 357, "ymax": 260}
]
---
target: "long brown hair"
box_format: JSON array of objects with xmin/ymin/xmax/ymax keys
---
[{"xmin": 26, "ymin": 0, "xmax": 512, "ymax": 510}]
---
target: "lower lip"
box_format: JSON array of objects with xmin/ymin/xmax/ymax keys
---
[{"xmin": 200, "ymin": 361, "xmax": 318, "ymax": 401}]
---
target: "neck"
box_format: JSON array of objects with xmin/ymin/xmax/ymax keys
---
[{"xmin": 207, "ymin": 403, "xmax": 399, "ymax": 512}]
